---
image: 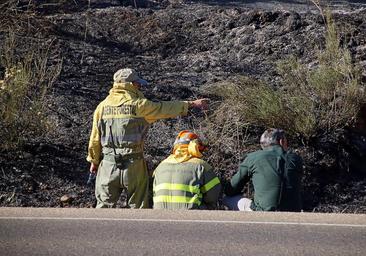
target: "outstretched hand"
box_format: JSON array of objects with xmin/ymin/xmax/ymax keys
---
[{"xmin": 189, "ymin": 98, "xmax": 210, "ymax": 111}]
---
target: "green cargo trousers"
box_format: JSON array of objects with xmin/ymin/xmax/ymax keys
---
[{"xmin": 95, "ymin": 156, "xmax": 149, "ymax": 208}]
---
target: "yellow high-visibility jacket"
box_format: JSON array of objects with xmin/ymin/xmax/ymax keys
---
[
  {"xmin": 153, "ymin": 156, "xmax": 221, "ymax": 210},
  {"xmin": 87, "ymin": 82, "xmax": 188, "ymax": 165}
]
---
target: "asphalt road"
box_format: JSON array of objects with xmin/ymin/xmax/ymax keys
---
[{"xmin": 0, "ymin": 208, "xmax": 365, "ymax": 256}]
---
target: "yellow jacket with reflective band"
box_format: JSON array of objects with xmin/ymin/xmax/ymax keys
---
[
  {"xmin": 87, "ymin": 82, "xmax": 189, "ymax": 165},
  {"xmin": 153, "ymin": 156, "xmax": 221, "ymax": 210}
]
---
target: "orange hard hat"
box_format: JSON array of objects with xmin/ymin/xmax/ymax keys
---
[{"xmin": 174, "ymin": 130, "xmax": 207, "ymax": 152}]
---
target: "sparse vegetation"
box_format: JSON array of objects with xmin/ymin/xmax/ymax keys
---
[
  {"xmin": 0, "ymin": 33, "xmax": 62, "ymax": 150},
  {"xmin": 206, "ymin": 11, "xmax": 365, "ymax": 144}
]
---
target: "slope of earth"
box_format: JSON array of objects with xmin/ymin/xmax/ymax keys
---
[{"xmin": 0, "ymin": 0, "xmax": 365, "ymax": 212}]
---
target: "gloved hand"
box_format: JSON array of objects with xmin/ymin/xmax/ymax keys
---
[
  {"xmin": 87, "ymin": 163, "xmax": 98, "ymax": 186},
  {"xmin": 189, "ymin": 98, "xmax": 210, "ymax": 110},
  {"xmin": 87, "ymin": 172, "xmax": 96, "ymax": 186}
]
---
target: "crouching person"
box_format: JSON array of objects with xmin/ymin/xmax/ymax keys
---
[
  {"xmin": 224, "ymin": 128, "xmax": 303, "ymax": 212},
  {"xmin": 153, "ymin": 131, "xmax": 221, "ymax": 210}
]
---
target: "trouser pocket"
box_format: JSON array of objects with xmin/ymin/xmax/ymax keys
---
[{"xmin": 95, "ymin": 160, "xmax": 120, "ymax": 207}]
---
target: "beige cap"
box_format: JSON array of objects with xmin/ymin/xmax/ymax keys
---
[{"xmin": 113, "ymin": 68, "xmax": 148, "ymax": 86}]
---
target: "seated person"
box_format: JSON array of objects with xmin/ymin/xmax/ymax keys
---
[
  {"xmin": 224, "ymin": 128, "xmax": 303, "ymax": 212},
  {"xmin": 153, "ymin": 130, "xmax": 221, "ymax": 210}
]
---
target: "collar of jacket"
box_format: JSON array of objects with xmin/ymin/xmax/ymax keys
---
[
  {"xmin": 105, "ymin": 82, "xmax": 145, "ymax": 106},
  {"xmin": 263, "ymin": 144, "xmax": 285, "ymax": 154},
  {"xmin": 163, "ymin": 154, "xmax": 199, "ymax": 164}
]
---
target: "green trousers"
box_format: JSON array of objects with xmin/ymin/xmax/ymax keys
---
[{"xmin": 95, "ymin": 157, "xmax": 149, "ymax": 208}]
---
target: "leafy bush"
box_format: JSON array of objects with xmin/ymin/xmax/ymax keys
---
[
  {"xmin": 205, "ymin": 12, "xmax": 365, "ymax": 144},
  {"xmin": 0, "ymin": 33, "xmax": 62, "ymax": 150}
]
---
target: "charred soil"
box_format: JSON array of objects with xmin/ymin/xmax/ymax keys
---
[{"xmin": 0, "ymin": 0, "xmax": 366, "ymax": 212}]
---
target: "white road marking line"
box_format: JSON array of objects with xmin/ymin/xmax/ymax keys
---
[{"xmin": 0, "ymin": 217, "xmax": 365, "ymax": 228}]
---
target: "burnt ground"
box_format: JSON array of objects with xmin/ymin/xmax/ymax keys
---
[{"xmin": 0, "ymin": 0, "xmax": 366, "ymax": 212}]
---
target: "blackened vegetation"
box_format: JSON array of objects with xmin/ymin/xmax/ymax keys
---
[{"xmin": 0, "ymin": 1, "xmax": 366, "ymax": 212}]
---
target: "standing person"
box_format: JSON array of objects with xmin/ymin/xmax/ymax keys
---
[
  {"xmin": 224, "ymin": 128, "xmax": 303, "ymax": 212},
  {"xmin": 153, "ymin": 130, "xmax": 221, "ymax": 210},
  {"xmin": 87, "ymin": 68, "xmax": 208, "ymax": 208}
]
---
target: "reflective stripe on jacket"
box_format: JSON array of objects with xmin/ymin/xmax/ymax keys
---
[
  {"xmin": 153, "ymin": 157, "xmax": 221, "ymax": 210},
  {"xmin": 87, "ymin": 82, "xmax": 189, "ymax": 165}
]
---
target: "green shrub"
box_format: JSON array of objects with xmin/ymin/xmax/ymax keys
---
[
  {"xmin": 205, "ymin": 11, "xmax": 365, "ymax": 144},
  {"xmin": 278, "ymin": 11, "xmax": 364, "ymax": 137},
  {"xmin": 0, "ymin": 33, "xmax": 62, "ymax": 150}
]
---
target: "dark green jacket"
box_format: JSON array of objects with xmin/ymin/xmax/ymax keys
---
[{"xmin": 225, "ymin": 145, "xmax": 303, "ymax": 211}]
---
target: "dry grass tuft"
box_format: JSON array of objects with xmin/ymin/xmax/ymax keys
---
[{"xmin": 0, "ymin": 32, "xmax": 62, "ymax": 150}]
